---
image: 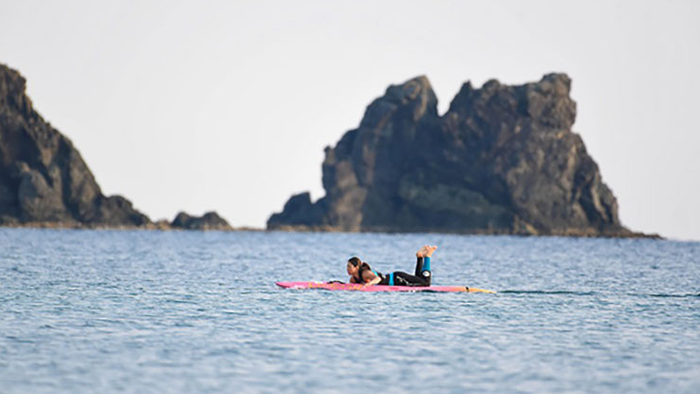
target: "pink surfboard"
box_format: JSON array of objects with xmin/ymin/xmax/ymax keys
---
[{"xmin": 275, "ymin": 281, "xmax": 495, "ymax": 293}]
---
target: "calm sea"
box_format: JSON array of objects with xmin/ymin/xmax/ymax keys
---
[{"xmin": 1, "ymin": 228, "xmax": 699, "ymax": 393}]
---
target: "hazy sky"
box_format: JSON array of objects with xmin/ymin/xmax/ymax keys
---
[{"xmin": 1, "ymin": 1, "xmax": 699, "ymax": 240}]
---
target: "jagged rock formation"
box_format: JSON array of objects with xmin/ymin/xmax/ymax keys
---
[
  {"xmin": 269, "ymin": 73, "xmax": 637, "ymax": 236},
  {"xmin": 170, "ymin": 211, "xmax": 233, "ymax": 231},
  {"xmin": 0, "ymin": 63, "xmax": 151, "ymax": 227}
]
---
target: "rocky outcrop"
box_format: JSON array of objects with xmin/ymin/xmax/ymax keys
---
[
  {"xmin": 170, "ymin": 211, "xmax": 232, "ymax": 231},
  {"xmin": 269, "ymin": 73, "xmax": 638, "ymax": 236},
  {"xmin": 0, "ymin": 63, "xmax": 151, "ymax": 227}
]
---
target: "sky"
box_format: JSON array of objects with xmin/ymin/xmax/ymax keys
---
[{"xmin": 1, "ymin": 0, "xmax": 699, "ymax": 240}]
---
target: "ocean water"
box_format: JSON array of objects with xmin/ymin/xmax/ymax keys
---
[{"xmin": 0, "ymin": 228, "xmax": 699, "ymax": 394}]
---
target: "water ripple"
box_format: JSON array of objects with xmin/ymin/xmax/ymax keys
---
[{"xmin": 0, "ymin": 229, "xmax": 699, "ymax": 393}]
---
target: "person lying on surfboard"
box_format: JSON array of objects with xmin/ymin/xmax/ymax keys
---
[{"xmin": 346, "ymin": 245, "xmax": 437, "ymax": 288}]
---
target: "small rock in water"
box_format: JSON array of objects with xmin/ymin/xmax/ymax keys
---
[{"xmin": 170, "ymin": 211, "xmax": 232, "ymax": 231}]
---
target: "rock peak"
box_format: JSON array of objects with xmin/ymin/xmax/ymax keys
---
[
  {"xmin": 389, "ymin": 75, "xmax": 435, "ymax": 104},
  {"xmin": 360, "ymin": 75, "xmax": 438, "ymax": 129},
  {"xmin": 386, "ymin": 75, "xmax": 433, "ymax": 98},
  {"xmin": 0, "ymin": 64, "xmax": 35, "ymax": 119},
  {"xmin": 541, "ymin": 72, "xmax": 571, "ymax": 86},
  {"xmin": 269, "ymin": 73, "xmax": 634, "ymax": 237},
  {"xmin": 0, "ymin": 63, "xmax": 151, "ymax": 227}
]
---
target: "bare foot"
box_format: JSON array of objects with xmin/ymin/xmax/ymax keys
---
[
  {"xmin": 424, "ymin": 245, "xmax": 438, "ymax": 257},
  {"xmin": 416, "ymin": 245, "xmax": 429, "ymax": 258}
]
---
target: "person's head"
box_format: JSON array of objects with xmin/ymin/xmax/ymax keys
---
[{"xmin": 346, "ymin": 256, "xmax": 362, "ymax": 276}]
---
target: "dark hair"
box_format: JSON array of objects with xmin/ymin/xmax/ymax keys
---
[{"xmin": 348, "ymin": 257, "xmax": 362, "ymax": 267}]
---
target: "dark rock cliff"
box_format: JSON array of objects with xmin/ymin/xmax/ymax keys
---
[
  {"xmin": 170, "ymin": 211, "xmax": 233, "ymax": 231},
  {"xmin": 0, "ymin": 63, "xmax": 151, "ymax": 227},
  {"xmin": 268, "ymin": 74, "xmax": 635, "ymax": 236}
]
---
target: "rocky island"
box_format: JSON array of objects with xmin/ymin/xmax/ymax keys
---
[
  {"xmin": 0, "ymin": 63, "xmax": 231, "ymax": 231},
  {"xmin": 170, "ymin": 211, "xmax": 232, "ymax": 231},
  {"xmin": 269, "ymin": 74, "xmax": 644, "ymax": 237}
]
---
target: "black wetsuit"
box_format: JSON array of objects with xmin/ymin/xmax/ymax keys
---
[{"xmin": 356, "ymin": 257, "xmax": 432, "ymax": 287}]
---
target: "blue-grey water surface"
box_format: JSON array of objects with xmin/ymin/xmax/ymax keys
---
[{"xmin": 1, "ymin": 228, "xmax": 699, "ymax": 393}]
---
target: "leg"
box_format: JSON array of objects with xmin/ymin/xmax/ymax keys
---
[
  {"xmin": 413, "ymin": 245, "xmax": 437, "ymax": 285},
  {"xmin": 414, "ymin": 257, "xmax": 424, "ymax": 277},
  {"xmin": 392, "ymin": 271, "xmax": 430, "ymax": 287},
  {"xmin": 412, "ymin": 257, "xmax": 431, "ymax": 285}
]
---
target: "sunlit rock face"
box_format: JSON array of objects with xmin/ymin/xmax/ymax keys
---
[
  {"xmin": 269, "ymin": 73, "xmax": 632, "ymax": 236},
  {"xmin": 0, "ymin": 63, "xmax": 150, "ymax": 227}
]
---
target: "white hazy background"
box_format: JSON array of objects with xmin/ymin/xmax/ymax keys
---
[{"xmin": 1, "ymin": 0, "xmax": 698, "ymax": 240}]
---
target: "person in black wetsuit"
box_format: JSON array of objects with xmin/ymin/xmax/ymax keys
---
[{"xmin": 346, "ymin": 245, "xmax": 437, "ymax": 288}]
